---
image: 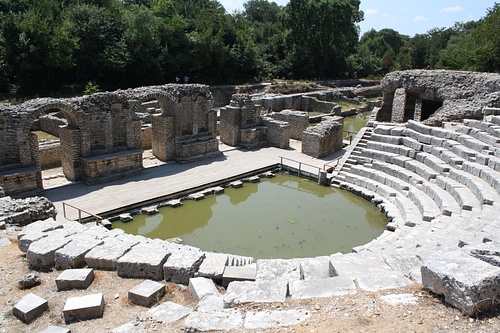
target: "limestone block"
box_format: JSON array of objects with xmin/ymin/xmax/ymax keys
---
[
  {"xmin": 26, "ymin": 235, "xmax": 72, "ymax": 269},
  {"xmin": 421, "ymin": 253, "xmax": 500, "ymax": 316},
  {"xmin": 195, "ymin": 294, "xmax": 225, "ymax": 312},
  {"xmin": 222, "ymin": 263, "xmax": 256, "ymax": 288},
  {"xmin": 329, "ymin": 253, "xmax": 392, "ymax": 278},
  {"xmin": 299, "ymin": 257, "xmax": 334, "ymax": 280},
  {"xmin": 184, "ymin": 309, "xmax": 243, "ymax": 332},
  {"xmin": 128, "ymin": 280, "xmax": 165, "ymax": 307},
  {"xmin": 39, "ymin": 326, "xmax": 71, "ymax": 333},
  {"xmin": 63, "ymin": 293, "xmax": 104, "ymax": 323},
  {"xmin": 163, "ymin": 248, "xmax": 205, "ymax": 285},
  {"xmin": 17, "ymin": 218, "xmax": 62, "ymax": 240},
  {"xmin": 189, "ymin": 277, "xmax": 219, "ymax": 301},
  {"xmin": 12, "ymin": 293, "xmax": 48, "ymax": 323},
  {"xmin": 0, "ymin": 236, "xmax": 10, "ymax": 249},
  {"xmin": 356, "ymin": 271, "xmax": 413, "ymax": 291},
  {"xmin": 255, "ymin": 259, "xmax": 301, "ymax": 282},
  {"xmin": 289, "ymin": 277, "xmax": 356, "ymax": 300},
  {"xmin": 55, "ymin": 268, "xmax": 94, "ymax": 291},
  {"xmin": 55, "ymin": 236, "xmax": 104, "ymax": 269},
  {"xmin": 116, "ymin": 243, "xmax": 170, "ymax": 280},
  {"xmin": 147, "ymin": 301, "xmax": 192, "ymax": 325},
  {"xmin": 224, "ymin": 280, "xmax": 287, "ymax": 306},
  {"xmin": 85, "ymin": 237, "xmax": 136, "ymax": 270},
  {"xmin": 244, "ymin": 309, "xmax": 311, "ymax": 329},
  {"xmin": 197, "ymin": 252, "xmax": 228, "ymax": 281}
]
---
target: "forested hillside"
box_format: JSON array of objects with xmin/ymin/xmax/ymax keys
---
[{"xmin": 0, "ymin": 0, "xmax": 498, "ymax": 97}]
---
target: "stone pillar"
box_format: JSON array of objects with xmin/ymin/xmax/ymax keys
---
[
  {"xmin": 152, "ymin": 115, "xmax": 175, "ymax": 161},
  {"xmin": 29, "ymin": 132, "xmax": 42, "ymax": 189},
  {"xmin": 59, "ymin": 125, "xmax": 82, "ymax": 181},
  {"xmin": 391, "ymin": 88, "xmax": 406, "ymax": 123},
  {"xmin": 105, "ymin": 113, "xmax": 113, "ymax": 151},
  {"xmin": 126, "ymin": 120, "xmax": 142, "ymax": 150},
  {"xmin": 219, "ymin": 106, "xmax": 241, "ymax": 146},
  {"xmin": 414, "ymin": 98, "xmax": 423, "ymax": 122},
  {"xmin": 208, "ymin": 110, "xmax": 217, "ymax": 136}
]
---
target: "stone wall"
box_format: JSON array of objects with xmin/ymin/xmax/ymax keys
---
[
  {"xmin": 0, "ymin": 196, "xmax": 56, "ymax": 225},
  {"xmin": 0, "ymin": 84, "xmax": 218, "ymax": 195},
  {"xmin": 380, "ymin": 70, "xmax": 500, "ymax": 125},
  {"xmin": 261, "ymin": 118, "xmax": 290, "ymax": 149},
  {"xmin": 268, "ymin": 110, "xmax": 309, "ymax": 140},
  {"xmin": 141, "ymin": 125, "xmax": 152, "ymax": 150},
  {"xmin": 39, "ymin": 141, "xmax": 61, "ymax": 169},
  {"xmin": 81, "ymin": 150, "xmax": 142, "ymax": 184},
  {"xmin": 301, "ymin": 118, "xmax": 343, "ymax": 158}
]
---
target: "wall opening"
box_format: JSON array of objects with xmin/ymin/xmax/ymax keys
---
[
  {"xmin": 403, "ymin": 93, "xmax": 418, "ymax": 122},
  {"xmin": 421, "ymin": 99, "xmax": 443, "ymax": 121}
]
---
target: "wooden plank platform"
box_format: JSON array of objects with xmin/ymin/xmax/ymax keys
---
[{"xmin": 42, "ymin": 146, "xmax": 345, "ymax": 221}]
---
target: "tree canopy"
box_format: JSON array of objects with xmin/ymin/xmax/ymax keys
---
[{"xmin": 0, "ymin": 0, "xmax": 498, "ymax": 98}]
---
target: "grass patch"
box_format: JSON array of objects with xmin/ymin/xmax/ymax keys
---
[{"xmin": 33, "ymin": 131, "xmax": 58, "ymax": 141}]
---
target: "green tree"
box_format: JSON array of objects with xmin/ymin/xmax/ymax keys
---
[
  {"xmin": 469, "ymin": 3, "xmax": 500, "ymax": 72},
  {"xmin": 286, "ymin": 0, "xmax": 363, "ymax": 79}
]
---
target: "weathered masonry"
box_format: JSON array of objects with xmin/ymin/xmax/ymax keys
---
[
  {"xmin": 0, "ymin": 84, "xmax": 218, "ymax": 195},
  {"xmin": 378, "ymin": 70, "xmax": 500, "ymax": 126}
]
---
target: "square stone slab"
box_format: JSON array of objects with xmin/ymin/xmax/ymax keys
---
[
  {"xmin": 12, "ymin": 293, "xmax": 48, "ymax": 323},
  {"xmin": 128, "ymin": 280, "xmax": 165, "ymax": 307},
  {"xmin": 63, "ymin": 293, "xmax": 104, "ymax": 323},
  {"xmin": 56, "ymin": 268, "xmax": 94, "ymax": 291},
  {"xmin": 39, "ymin": 326, "xmax": 71, "ymax": 333},
  {"xmin": 189, "ymin": 277, "xmax": 219, "ymax": 301}
]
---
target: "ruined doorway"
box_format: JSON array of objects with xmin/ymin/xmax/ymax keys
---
[
  {"xmin": 403, "ymin": 93, "xmax": 418, "ymax": 122},
  {"xmin": 421, "ymin": 99, "xmax": 443, "ymax": 121}
]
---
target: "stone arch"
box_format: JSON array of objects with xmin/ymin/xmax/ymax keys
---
[
  {"xmin": 132, "ymin": 91, "xmax": 180, "ymax": 118},
  {"xmin": 27, "ymin": 100, "xmax": 85, "ymax": 129}
]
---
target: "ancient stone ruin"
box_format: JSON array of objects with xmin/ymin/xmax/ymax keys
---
[
  {"xmin": 378, "ymin": 69, "xmax": 500, "ymax": 126},
  {"xmin": 0, "ymin": 84, "xmax": 219, "ymax": 195}
]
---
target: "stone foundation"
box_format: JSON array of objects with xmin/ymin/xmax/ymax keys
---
[
  {"xmin": 301, "ymin": 118, "xmax": 343, "ymax": 158},
  {"xmin": 81, "ymin": 150, "xmax": 143, "ymax": 184}
]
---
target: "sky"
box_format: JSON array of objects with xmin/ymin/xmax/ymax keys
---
[{"xmin": 220, "ymin": 0, "xmax": 497, "ymax": 37}]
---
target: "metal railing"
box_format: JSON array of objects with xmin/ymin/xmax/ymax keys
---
[
  {"xmin": 62, "ymin": 202, "xmax": 103, "ymax": 224},
  {"xmin": 279, "ymin": 156, "xmax": 322, "ymax": 180}
]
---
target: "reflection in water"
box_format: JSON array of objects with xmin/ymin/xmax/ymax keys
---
[{"xmin": 114, "ymin": 173, "xmax": 387, "ymax": 259}]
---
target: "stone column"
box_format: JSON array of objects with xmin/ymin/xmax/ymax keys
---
[
  {"xmin": 126, "ymin": 120, "xmax": 142, "ymax": 150},
  {"xmin": 59, "ymin": 125, "xmax": 82, "ymax": 181},
  {"xmin": 414, "ymin": 98, "xmax": 423, "ymax": 122},
  {"xmin": 391, "ymin": 88, "xmax": 406, "ymax": 123},
  {"xmin": 152, "ymin": 115, "xmax": 175, "ymax": 161},
  {"xmin": 29, "ymin": 132, "xmax": 43, "ymax": 189},
  {"xmin": 219, "ymin": 105, "xmax": 241, "ymax": 146}
]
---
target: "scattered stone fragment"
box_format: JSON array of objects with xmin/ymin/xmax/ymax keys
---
[
  {"xmin": 18, "ymin": 274, "xmax": 41, "ymax": 289},
  {"xmin": 111, "ymin": 320, "xmax": 147, "ymax": 333},
  {"xmin": 55, "ymin": 268, "xmax": 94, "ymax": 291},
  {"xmin": 0, "ymin": 235, "xmax": 10, "ymax": 248},
  {"xmin": 147, "ymin": 301, "xmax": 192, "ymax": 325},
  {"xmin": 289, "ymin": 277, "xmax": 356, "ymax": 299},
  {"xmin": 128, "ymin": 280, "xmax": 165, "ymax": 307},
  {"xmin": 421, "ymin": 253, "xmax": 500, "ymax": 316},
  {"xmin": 184, "ymin": 309, "xmax": 243, "ymax": 332},
  {"xmin": 39, "ymin": 326, "xmax": 71, "ymax": 333},
  {"xmin": 255, "ymin": 259, "xmax": 301, "ymax": 282},
  {"xmin": 163, "ymin": 199, "xmax": 182, "ymax": 208},
  {"xmin": 380, "ymin": 293, "xmax": 418, "ymax": 306},
  {"xmin": 63, "ymin": 293, "xmax": 104, "ymax": 323},
  {"xmin": 12, "ymin": 293, "xmax": 48, "ymax": 323},
  {"xmin": 195, "ymin": 294, "xmax": 225, "ymax": 312},
  {"xmin": 299, "ymin": 256, "xmax": 334, "ymax": 280},
  {"xmin": 244, "ymin": 176, "xmax": 260, "ymax": 183},
  {"xmin": 189, "ymin": 277, "xmax": 219, "ymax": 301},
  {"xmin": 244, "ymin": 309, "xmax": 311, "ymax": 329}
]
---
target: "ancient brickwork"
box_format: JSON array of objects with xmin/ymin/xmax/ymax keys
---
[
  {"xmin": 301, "ymin": 118, "xmax": 343, "ymax": 158},
  {"xmin": 0, "ymin": 84, "xmax": 218, "ymax": 195},
  {"xmin": 39, "ymin": 142, "xmax": 61, "ymax": 169},
  {"xmin": 380, "ymin": 70, "xmax": 500, "ymax": 125},
  {"xmin": 269, "ymin": 110, "xmax": 309, "ymax": 140},
  {"xmin": 261, "ymin": 118, "xmax": 290, "ymax": 149}
]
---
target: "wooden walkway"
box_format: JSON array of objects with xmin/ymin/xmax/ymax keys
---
[{"xmin": 42, "ymin": 145, "xmax": 345, "ymax": 221}]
